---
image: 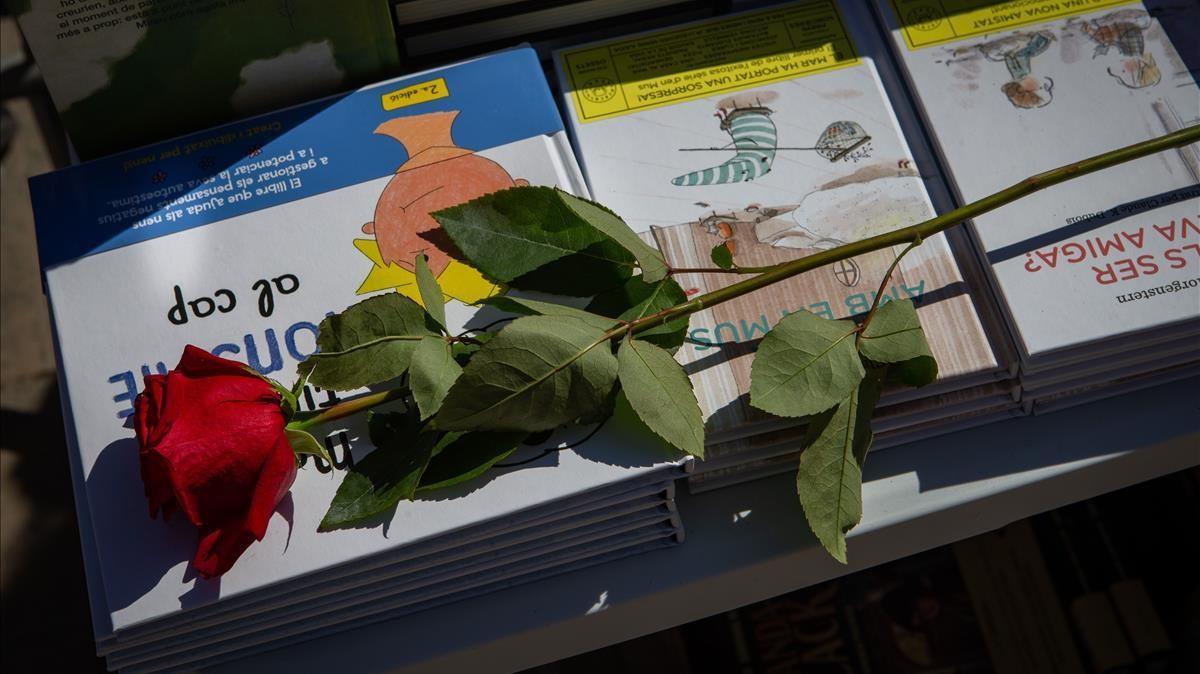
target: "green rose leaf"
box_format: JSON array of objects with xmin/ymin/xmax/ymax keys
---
[
  {"xmin": 749, "ymin": 311, "xmax": 865, "ymax": 418},
  {"xmin": 290, "ymin": 370, "xmax": 309, "ymax": 401},
  {"xmin": 286, "ymin": 428, "xmax": 332, "ymax": 465},
  {"xmin": 710, "ymin": 243, "xmax": 734, "ymax": 270},
  {"xmin": 299, "ymin": 294, "xmax": 439, "ymax": 391},
  {"xmin": 858, "ymin": 300, "xmax": 932, "ymax": 359},
  {"xmin": 610, "ymin": 389, "xmax": 678, "ymax": 457},
  {"xmin": 507, "ymin": 238, "xmax": 635, "ymax": 297},
  {"xmin": 417, "ymin": 431, "xmax": 527, "ymax": 492},
  {"xmin": 414, "ymin": 253, "xmax": 447, "ymax": 334},
  {"xmin": 267, "ymin": 377, "xmax": 299, "ymax": 420},
  {"xmin": 796, "ymin": 370, "xmax": 883, "ymax": 564},
  {"xmin": 409, "ymin": 336, "xmax": 462, "ymax": 420},
  {"xmin": 432, "ymin": 186, "xmax": 632, "ymax": 284},
  {"xmin": 617, "ymin": 339, "xmax": 704, "ymax": 458},
  {"xmin": 886, "ymin": 355, "xmax": 939, "ymax": 388},
  {"xmin": 556, "ymin": 190, "xmax": 669, "ymax": 282},
  {"xmin": 436, "ymin": 315, "xmax": 618, "ymax": 432},
  {"xmin": 319, "ymin": 409, "xmax": 436, "ymax": 531},
  {"xmin": 479, "ymin": 295, "xmax": 619, "ymax": 331},
  {"xmin": 586, "ymin": 276, "xmax": 689, "ymax": 351},
  {"xmin": 451, "ymin": 331, "xmax": 491, "ymax": 365},
  {"xmin": 857, "ymin": 299, "xmax": 938, "ymax": 387}
]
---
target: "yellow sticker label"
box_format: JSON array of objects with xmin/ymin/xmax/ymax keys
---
[
  {"xmin": 888, "ymin": 0, "xmax": 1138, "ymax": 50},
  {"xmin": 380, "ymin": 77, "xmax": 449, "ymax": 111},
  {"xmin": 559, "ymin": 1, "xmax": 859, "ymax": 123}
]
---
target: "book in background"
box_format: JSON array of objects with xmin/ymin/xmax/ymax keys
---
[
  {"xmin": 871, "ymin": 0, "xmax": 1200, "ymax": 410},
  {"xmin": 847, "ymin": 547, "xmax": 993, "ymax": 673},
  {"xmin": 953, "ymin": 519, "xmax": 1089, "ymax": 674},
  {"xmin": 522, "ymin": 469, "xmax": 1199, "ymax": 674},
  {"xmin": 677, "ymin": 577, "xmax": 872, "ymax": 673},
  {"xmin": 393, "ymin": 0, "xmax": 721, "ymax": 69},
  {"xmin": 554, "ymin": 0, "xmax": 1015, "ymax": 490},
  {"xmin": 1031, "ymin": 471, "xmax": 1200, "ymax": 674},
  {"xmin": 14, "ymin": 0, "xmax": 400, "ymax": 159},
  {"xmin": 1090, "ymin": 469, "xmax": 1200, "ymax": 670},
  {"xmin": 530, "ymin": 545, "xmax": 995, "ymax": 673}
]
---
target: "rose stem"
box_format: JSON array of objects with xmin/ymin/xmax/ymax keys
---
[
  {"xmin": 618, "ymin": 125, "xmax": 1200, "ymax": 339},
  {"xmin": 287, "ymin": 388, "xmax": 409, "ymax": 432}
]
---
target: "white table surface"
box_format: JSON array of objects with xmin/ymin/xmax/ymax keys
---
[{"xmin": 217, "ymin": 375, "xmax": 1199, "ymax": 674}]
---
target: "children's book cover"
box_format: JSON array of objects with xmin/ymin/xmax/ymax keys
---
[
  {"xmin": 556, "ymin": 1, "xmax": 1003, "ymax": 441},
  {"xmin": 30, "ymin": 48, "xmax": 681, "ymax": 633},
  {"xmin": 876, "ymin": 0, "xmax": 1200, "ymax": 361},
  {"xmin": 15, "ymin": 0, "xmax": 400, "ymax": 159}
]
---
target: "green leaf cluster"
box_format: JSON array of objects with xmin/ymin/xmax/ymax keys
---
[
  {"xmin": 748, "ymin": 299, "xmax": 936, "ymax": 562},
  {"xmin": 319, "ymin": 407, "xmax": 527, "ymax": 530},
  {"xmin": 295, "ymin": 185, "xmax": 939, "ymax": 567},
  {"xmin": 304, "ymin": 187, "xmax": 712, "ymax": 529},
  {"xmin": 432, "ymin": 187, "xmax": 668, "ymax": 296}
]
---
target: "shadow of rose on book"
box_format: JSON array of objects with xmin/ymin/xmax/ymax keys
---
[{"xmin": 86, "ymin": 437, "xmax": 291, "ymax": 611}]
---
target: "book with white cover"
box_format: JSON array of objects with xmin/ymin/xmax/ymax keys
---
[
  {"xmin": 555, "ymin": 0, "xmax": 1010, "ymax": 444},
  {"xmin": 95, "ymin": 470, "xmax": 680, "ymax": 668},
  {"xmin": 105, "ymin": 473, "xmax": 677, "ymax": 651},
  {"xmin": 872, "ymin": 0, "xmax": 1200, "ymax": 369},
  {"xmin": 112, "ymin": 503, "xmax": 681, "ymax": 672},
  {"xmin": 30, "ymin": 47, "xmax": 686, "ymax": 642}
]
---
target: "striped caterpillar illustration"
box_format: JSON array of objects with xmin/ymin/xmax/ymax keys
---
[{"xmin": 672, "ymin": 105, "xmax": 777, "ymax": 186}]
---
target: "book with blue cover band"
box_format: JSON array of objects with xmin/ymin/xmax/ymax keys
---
[{"xmin": 30, "ymin": 47, "xmax": 687, "ymax": 671}]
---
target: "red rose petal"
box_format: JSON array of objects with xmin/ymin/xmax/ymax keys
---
[
  {"xmin": 133, "ymin": 346, "xmax": 296, "ymax": 577},
  {"xmin": 193, "ymin": 524, "xmax": 257, "ymax": 579},
  {"xmin": 138, "ymin": 448, "xmax": 176, "ymax": 519}
]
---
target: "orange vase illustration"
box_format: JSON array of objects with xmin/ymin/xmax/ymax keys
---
[{"xmin": 355, "ymin": 110, "xmax": 527, "ymax": 303}]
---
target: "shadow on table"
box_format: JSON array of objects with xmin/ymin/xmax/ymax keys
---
[
  {"xmin": 0, "ymin": 381, "xmax": 106, "ymax": 673},
  {"xmin": 865, "ymin": 375, "xmax": 1200, "ymax": 492}
]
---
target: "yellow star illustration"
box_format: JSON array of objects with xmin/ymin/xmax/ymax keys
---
[{"xmin": 353, "ymin": 239, "xmax": 498, "ymax": 305}]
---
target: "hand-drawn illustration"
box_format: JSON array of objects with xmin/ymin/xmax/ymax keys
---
[
  {"xmin": 673, "ymin": 92, "xmax": 779, "ymax": 186},
  {"xmin": 355, "ymin": 110, "xmax": 527, "ymax": 303},
  {"xmin": 814, "ymin": 120, "xmax": 873, "ymax": 163},
  {"xmin": 1076, "ymin": 10, "xmax": 1160, "ymax": 89},
  {"xmin": 975, "ymin": 31, "xmax": 1056, "ymax": 109},
  {"xmin": 674, "ymin": 90, "xmax": 873, "ymax": 186},
  {"xmin": 939, "ymin": 8, "xmax": 1178, "ymax": 109},
  {"xmin": 574, "ymin": 60, "xmax": 998, "ymax": 437},
  {"xmin": 763, "ymin": 161, "xmax": 928, "ymax": 253},
  {"xmin": 648, "ymin": 156, "xmax": 958, "ymax": 416},
  {"xmin": 658, "ymin": 157, "xmax": 925, "ymax": 294}
]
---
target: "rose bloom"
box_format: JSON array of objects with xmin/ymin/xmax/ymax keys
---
[{"xmin": 134, "ymin": 345, "xmax": 297, "ymax": 578}]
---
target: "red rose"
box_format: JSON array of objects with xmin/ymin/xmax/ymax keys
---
[{"xmin": 134, "ymin": 345, "xmax": 297, "ymax": 578}]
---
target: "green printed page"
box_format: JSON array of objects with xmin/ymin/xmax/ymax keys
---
[{"xmin": 16, "ymin": 0, "xmax": 399, "ymax": 159}]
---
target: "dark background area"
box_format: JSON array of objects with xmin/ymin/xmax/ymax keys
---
[{"xmin": 1, "ymin": 13, "xmax": 106, "ymax": 672}]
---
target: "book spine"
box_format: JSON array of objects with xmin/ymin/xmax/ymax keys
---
[{"xmin": 548, "ymin": 131, "xmax": 592, "ymax": 198}]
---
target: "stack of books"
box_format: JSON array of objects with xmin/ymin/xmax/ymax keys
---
[
  {"xmin": 872, "ymin": 0, "xmax": 1200, "ymax": 413},
  {"xmin": 31, "ymin": 49, "xmax": 687, "ymax": 672},
  {"xmin": 554, "ymin": 0, "xmax": 1021, "ymax": 491},
  {"xmin": 23, "ymin": 0, "xmax": 1199, "ymax": 666}
]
